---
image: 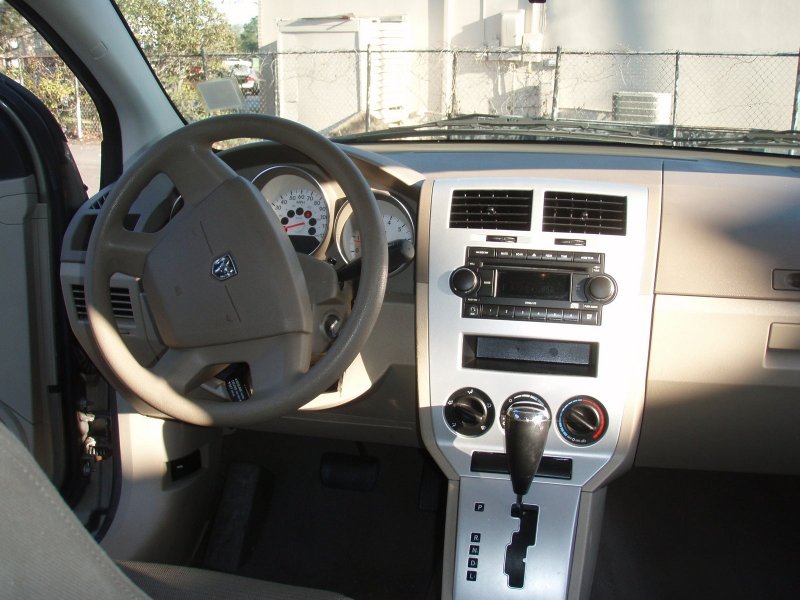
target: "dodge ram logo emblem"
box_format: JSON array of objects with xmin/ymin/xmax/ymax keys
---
[{"xmin": 211, "ymin": 254, "xmax": 238, "ymax": 281}]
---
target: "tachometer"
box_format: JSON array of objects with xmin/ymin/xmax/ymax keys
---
[
  {"xmin": 335, "ymin": 191, "xmax": 415, "ymax": 274},
  {"xmin": 253, "ymin": 166, "xmax": 330, "ymax": 255}
]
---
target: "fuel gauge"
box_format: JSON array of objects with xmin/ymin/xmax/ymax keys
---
[{"xmin": 335, "ymin": 192, "xmax": 415, "ymax": 275}]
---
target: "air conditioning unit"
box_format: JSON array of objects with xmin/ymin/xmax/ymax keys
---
[
  {"xmin": 500, "ymin": 10, "xmax": 525, "ymax": 47},
  {"xmin": 612, "ymin": 92, "xmax": 672, "ymax": 125}
]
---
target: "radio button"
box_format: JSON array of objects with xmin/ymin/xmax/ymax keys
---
[
  {"xmin": 514, "ymin": 307, "xmax": 531, "ymax": 320},
  {"xmin": 546, "ymin": 309, "xmax": 564, "ymax": 321},
  {"xmin": 469, "ymin": 247, "xmax": 494, "ymax": 258},
  {"xmin": 464, "ymin": 304, "xmax": 482, "ymax": 318},
  {"xmin": 477, "ymin": 269, "xmax": 495, "ymax": 297},
  {"xmin": 574, "ymin": 253, "xmax": 601, "ymax": 264},
  {"xmin": 563, "ymin": 310, "xmax": 581, "ymax": 322},
  {"xmin": 556, "ymin": 252, "xmax": 574, "ymax": 262},
  {"xmin": 496, "ymin": 249, "xmax": 513, "ymax": 259},
  {"xmin": 498, "ymin": 306, "xmax": 515, "ymax": 319},
  {"xmin": 482, "ymin": 305, "xmax": 499, "ymax": 318},
  {"xmin": 531, "ymin": 308, "xmax": 548, "ymax": 320},
  {"xmin": 580, "ymin": 311, "xmax": 599, "ymax": 325}
]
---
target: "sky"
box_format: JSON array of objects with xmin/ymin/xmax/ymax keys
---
[{"xmin": 213, "ymin": 0, "xmax": 258, "ymax": 25}]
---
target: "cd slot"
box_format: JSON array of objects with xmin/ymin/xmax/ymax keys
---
[{"xmin": 463, "ymin": 335, "xmax": 598, "ymax": 377}]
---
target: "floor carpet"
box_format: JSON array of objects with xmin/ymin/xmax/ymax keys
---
[
  {"xmin": 216, "ymin": 431, "xmax": 446, "ymax": 600},
  {"xmin": 591, "ymin": 468, "xmax": 800, "ymax": 600}
]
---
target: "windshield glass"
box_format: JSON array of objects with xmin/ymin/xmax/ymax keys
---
[{"xmin": 116, "ymin": 0, "xmax": 800, "ymax": 154}]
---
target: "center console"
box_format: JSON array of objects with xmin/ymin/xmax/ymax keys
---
[{"xmin": 416, "ymin": 176, "xmax": 657, "ymax": 599}]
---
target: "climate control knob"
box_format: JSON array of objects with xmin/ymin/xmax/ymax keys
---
[
  {"xmin": 444, "ymin": 388, "xmax": 495, "ymax": 436},
  {"xmin": 449, "ymin": 267, "xmax": 479, "ymax": 297},
  {"xmin": 499, "ymin": 392, "xmax": 549, "ymax": 429},
  {"xmin": 556, "ymin": 396, "xmax": 608, "ymax": 445},
  {"xmin": 585, "ymin": 275, "xmax": 617, "ymax": 303}
]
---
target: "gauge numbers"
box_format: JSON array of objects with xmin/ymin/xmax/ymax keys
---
[
  {"xmin": 253, "ymin": 166, "xmax": 330, "ymax": 255},
  {"xmin": 336, "ymin": 192, "xmax": 415, "ymax": 274},
  {"xmin": 271, "ymin": 187, "xmax": 328, "ymax": 254}
]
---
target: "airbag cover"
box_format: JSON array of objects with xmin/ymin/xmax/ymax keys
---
[{"xmin": 142, "ymin": 177, "xmax": 311, "ymax": 348}]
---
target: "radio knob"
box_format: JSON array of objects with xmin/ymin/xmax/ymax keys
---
[
  {"xmin": 585, "ymin": 275, "xmax": 616, "ymax": 303},
  {"xmin": 449, "ymin": 267, "xmax": 479, "ymax": 297}
]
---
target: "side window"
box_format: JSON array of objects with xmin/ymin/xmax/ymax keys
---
[{"xmin": 1, "ymin": 0, "xmax": 101, "ymax": 195}]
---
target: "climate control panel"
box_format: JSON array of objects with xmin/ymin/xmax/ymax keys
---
[{"xmin": 445, "ymin": 389, "xmax": 608, "ymax": 447}]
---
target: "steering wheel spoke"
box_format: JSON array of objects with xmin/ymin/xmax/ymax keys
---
[
  {"xmin": 244, "ymin": 334, "xmax": 312, "ymax": 397},
  {"xmin": 151, "ymin": 333, "xmax": 311, "ymax": 399},
  {"xmin": 105, "ymin": 229, "xmax": 163, "ymax": 277},
  {"xmin": 150, "ymin": 347, "xmax": 222, "ymax": 395},
  {"xmin": 161, "ymin": 145, "xmax": 237, "ymax": 210}
]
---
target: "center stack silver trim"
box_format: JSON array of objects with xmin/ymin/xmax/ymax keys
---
[{"xmin": 416, "ymin": 175, "xmax": 659, "ymax": 599}]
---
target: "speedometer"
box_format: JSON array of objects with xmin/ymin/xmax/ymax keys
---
[
  {"xmin": 253, "ymin": 166, "xmax": 330, "ymax": 255},
  {"xmin": 335, "ymin": 191, "xmax": 415, "ymax": 275}
]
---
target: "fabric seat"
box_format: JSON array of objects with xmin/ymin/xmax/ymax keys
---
[{"xmin": 0, "ymin": 420, "xmax": 350, "ymax": 599}]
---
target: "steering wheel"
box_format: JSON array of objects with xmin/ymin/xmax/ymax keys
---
[{"xmin": 85, "ymin": 115, "xmax": 388, "ymax": 427}]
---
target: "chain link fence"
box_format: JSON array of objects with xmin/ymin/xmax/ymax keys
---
[
  {"xmin": 1, "ymin": 55, "xmax": 102, "ymax": 139},
  {"xmin": 3, "ymin": 48, "xmax": 800, "ymax": 140}
]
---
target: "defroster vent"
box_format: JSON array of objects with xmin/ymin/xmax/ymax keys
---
[
  {"xmin": 449, "ymin": 189, "xmax": 533, "ymax": 231},
  {"xmin": 543, "ymin": 191, "xmax": 627, "ymax": 236}
]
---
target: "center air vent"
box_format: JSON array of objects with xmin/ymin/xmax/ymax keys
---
[
  {"xmin": 543, "ymin": 191, "xmax": 627, "ymax": 236},
  {"xmin": 72, "ymin": 284, "xmax": 134, "ymax": 323},
  {"xmin": 450, "ymin": 189, "xmax": 533, "ymax": 231}
]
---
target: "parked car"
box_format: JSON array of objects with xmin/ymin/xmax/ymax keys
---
[
  {"xmin": 224, "ymin": 58, "xmax": 260, "ymax": 96},
  {"xmin": 2, "ymin": 1, "xmax": 800, "ymax": 600}
]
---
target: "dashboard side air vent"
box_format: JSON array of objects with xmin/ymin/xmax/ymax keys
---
[
  {"xmin": 88, "ymin": 190, "xmax": 109, "ymax": 211},
  {"xmin": 71, "ymin": 285, "xmax": 134, "ymax": 323},
  {"xmin": 542, "ymin": 191, "xmax": 627, "ymax": 235},
  {"xmin": 450, "ymin": 189, "xmax": 533, "ymax": 231},
  {"xmin": 72, "ymin": 285, "xmax": 87, "ymax": 320}
]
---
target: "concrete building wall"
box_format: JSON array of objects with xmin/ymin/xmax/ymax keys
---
[
  {"xmin": 259, "ymin": 0, "xmax": 799, "ymax": 53},
  {"xmin": 543, "ymin": 0, "xmax": 800, "ymax": 53},
  {"xmin": 256, "ymin": 0, "xmax": 798, "ymax": 132}
]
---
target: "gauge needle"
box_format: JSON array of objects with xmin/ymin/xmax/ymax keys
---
[{"xmin": 283, "ymin": 222, "xmax": 306, "ymax": 231}]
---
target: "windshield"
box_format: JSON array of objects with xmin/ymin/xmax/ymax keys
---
[{"xmin": 116, "ymin": 0, "xmax": 800, "ymax": 154}]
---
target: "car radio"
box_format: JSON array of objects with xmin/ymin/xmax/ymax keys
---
[{"xmin": 449, "ymin": 247, "xmax": 616, "ymax": 325}]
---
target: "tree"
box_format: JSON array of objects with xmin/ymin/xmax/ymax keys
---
[
  {"xmin": 239, "ymin": 17, "xmax": 258, "ymax": 53},
  {"xmin": 0, "ymin": 1, "xmax": 95, "ymax": 138},
  {"xmin": 116, "ymin": 0, "xmax": 238, "ymax": 119},
  {"xmin": 117, "ymin": 0, "xmax": 236, "ymax": 58},
  {"xmin": 1, "ymin": 0, "xmax": 34, "ymax": 54}
]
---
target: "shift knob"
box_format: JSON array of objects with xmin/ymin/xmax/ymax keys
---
[{"xmin": 505, "ymin": 400, "xmax": 551, "ymax": 499}]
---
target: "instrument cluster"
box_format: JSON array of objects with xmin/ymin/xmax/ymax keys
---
[{"xmin": 253, "ymin": 164, "xmax": 415, "ymax": 274}]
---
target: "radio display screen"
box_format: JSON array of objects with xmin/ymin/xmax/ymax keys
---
[{"xmin": 497, "ymin": 270, "xmax": 571, "ymax": 301}]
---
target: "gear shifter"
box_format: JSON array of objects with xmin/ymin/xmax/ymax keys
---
[
  {"xmin": 505, "ymin": 399, "xmax": 551, "ymax": 509},
  {"xmin": 503, "ymin": 398, "xmax": 552, "ymax": 588}
]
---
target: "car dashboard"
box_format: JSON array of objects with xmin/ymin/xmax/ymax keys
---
[{"xmin": 59, "ymin": 139, "xmax": 800, "ymax": 599}]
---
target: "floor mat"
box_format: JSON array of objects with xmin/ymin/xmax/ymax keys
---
[
  {"xmin": 590, "ymin": 468, "xmax": 800, "ymax": 600},
  {"xmin": 218, "ymin": 431, "xmax": 445, "ymax": 600}
]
